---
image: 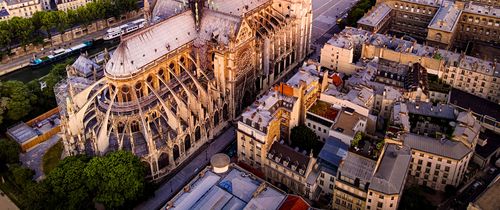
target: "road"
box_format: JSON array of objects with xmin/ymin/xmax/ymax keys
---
[
  {"xmin": 19, "ymin": 134, "xmax": 61, "ymax": 181},
  {"xmin": 0, "ymin": 30, "xmax": 108, "ymax": 76},
  {"xmin": 0, "ymin": 15, "xmax": 143, "ymax": 76},
  {"xmin": 311, "ymin": 0, "xmax": 357, "ymax": 42},
  {"xmin": 439, "ymin": 166, "xmax": 499, "ymax": 210},
  {"xmin": 135, "ymin": 126, "xmax": 236, "ymax": 210},
  {"xmin": 310, "ymin": 0, "xmax": 359, "ymax": 60}
]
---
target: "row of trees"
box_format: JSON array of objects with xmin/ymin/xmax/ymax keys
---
[
  {"xmin": 0, "ymin": 59, "xmax": 70, "ymax": 129},
  {"xmin": 0, "ymin": 0, "xmax": 137, "ymax": 53},
  {"xmin": 1, "ymin": 149, "xmax": 149, "ymax": 209},
  {"xmin": 340, "ymin": 0, "xmax": 376, "ymax": 28}
]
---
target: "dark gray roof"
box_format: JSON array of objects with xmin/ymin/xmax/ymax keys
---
[
  {"xmin": 338, "ymin": 152, "xmax": 376, "ymax": 182},
  {"xmin": 403, "ymin": 134, "xmax": 471, "ymax": 160},
  {"xmin": 449, "ymin": 88, "xmax": 500, "ymax": 122},
  {"xmin": 268, "ymin": 142, "xmax": 311, "ymax": 176},
  {"xmin": 369, "ymin": 144, "xmax": 411, "ymax": 195},
  {"xmin": 475, "ymin": 130, "xmax": 500, "ymax": 158},
  {"xmin": 72, "ymin": 55, "xmax": 100, "ymax": 76},
  {"xmin": 6, "ymin": 122, "xmax": 38, "ymax": 144},
  {"xmin": 4, "ymin": 0, "xmax": 33, "ymax": 5},
  {"xmin": 406, "ymin": 101, "xmax": 456, "ymax": 120}
]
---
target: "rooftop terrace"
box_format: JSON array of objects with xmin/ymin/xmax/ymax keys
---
[{"xmin": 308, "ymin": 100, "xmax": 339, "ymax": 121}]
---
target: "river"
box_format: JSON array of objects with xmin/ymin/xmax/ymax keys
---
[{"xmin": 0, "ymin": 39, "xmax": 119, "ymax": 83}]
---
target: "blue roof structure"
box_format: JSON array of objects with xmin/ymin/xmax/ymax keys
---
[
  {"xmin": 0, "ymin": 8, "xmax": 10, "ymax": 18},
  {"xmin": 318, "ymin": 137, "xmax": 348, "ymax": 174}
]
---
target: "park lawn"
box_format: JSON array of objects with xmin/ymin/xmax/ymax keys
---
[{"xmin": 42, "ymin": 140, "xmax": 63, "ymax": 174}]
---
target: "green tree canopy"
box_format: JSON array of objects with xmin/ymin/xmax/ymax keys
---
[
  {"xmin": 9, "ymin": 164, "xmax": 35, "ymax": 189},
  {"xmin": 84, "ymin": 151, "xmax": 146, "ymax": 208},
  {"xmin": 0, "ymin": 138, "xmax": 21, "ymax": 164},
  {"xmin": 44, "ymin": 155, "xmax": 93, "ymax": 210},
  {"xmin": 399, "ymin": 186, "xmax": 435, "ymax": 210},
  {"xmin": 290, "ymin": 125, "xmax": 323, "ymax": 157},
  {"xmin": 8, "ymin": 17, "xmax": 36, "ymax": 48},
  {"xmin": 0, "ymin": 81, "xmax": 37, "ymax": 121}
]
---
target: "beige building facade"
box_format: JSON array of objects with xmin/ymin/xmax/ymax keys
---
[
  {"xmin": 388, "ymin": 102, "xmax": 481, "ymax": 191},
  {"xmin": 56, "ymin": 0, "xmax": 92, "ymax": 12},
  {"xmin": 237, "ymin": 66, "xmax": 322, "ymax": 198},
  {"xmin": 358, "ymin": 0, "xmax": 500, "ymax": 50},
  {"xmin": 1, "ymin": 0, "xmax": 42, "ymax": 20}
]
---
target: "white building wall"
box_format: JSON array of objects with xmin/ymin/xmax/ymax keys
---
[
  {"xmin": 320, "ymin": 93, "xmax": 370, "ymax": 116},
  {"xmin": 320, "ymin": 43, "xmax": 357, "ymax": 74}
]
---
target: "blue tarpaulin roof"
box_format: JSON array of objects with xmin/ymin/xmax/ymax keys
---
[
  {"xmin": 318, "ymin": 137, "xmax": 348, "ymax": 168},
  {"xmin": 0, "ymin": 9, "xmax": 10, "ymax": 17}
]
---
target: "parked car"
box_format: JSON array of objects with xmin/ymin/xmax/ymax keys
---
[
  {"xmin": 488, "ymin": 167, "xmax": 497, "ymax": 175},
  {"xmin": 472, "ymin": 181, "xmax": 483, "ymax": 189}
]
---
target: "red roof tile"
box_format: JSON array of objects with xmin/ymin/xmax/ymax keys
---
[{"xmin": 278, "ymin": 195, "xmax": 310, "ymax": 210}]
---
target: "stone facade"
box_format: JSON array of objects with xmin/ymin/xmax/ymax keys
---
[
  {"xmin": 56, "ymin": 0, "xmax": 92, "ymax": 12},
  {"xmin": 57, "ymin": 0, "xmax": 313, "ymax": 180},
  {"xmin": 358, "ymin": 0, "xmax": 500, "ymax": 50},
  {"xmin": 0, "ymin": 0, "xmax": 42, "ymax": 20}
]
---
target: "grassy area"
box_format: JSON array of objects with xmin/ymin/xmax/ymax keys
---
[
  {"xmin": 340, "ymin": 0, "xmax": 376, "ymax": 28},
  {"xmin": 42, "ymin": 140, "xmax": 63, "ymax": 174}
]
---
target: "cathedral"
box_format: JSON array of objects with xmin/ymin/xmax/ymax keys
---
[{"xmin": 56, "ymin": 0, "xmax": 312, "ymax": 180}]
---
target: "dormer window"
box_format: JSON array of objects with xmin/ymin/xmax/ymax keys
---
[
  {"xmin": 299, "ymin": 168, "xmax": 305, "ymax": 175},
  {"xmin": 275, "ymin": 155, "xmax": 281, "ymax": 162}
]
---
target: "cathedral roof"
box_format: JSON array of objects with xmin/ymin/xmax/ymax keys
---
[
  {"xmin": 106, "ymin": 0, "xmax": 253, "ymax": 78},
  {"xmin": 105, "ymin": 11, "xmax": 197, "ymax": 78}
]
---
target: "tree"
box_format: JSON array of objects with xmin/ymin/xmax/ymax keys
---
[
  {"xmin": 44, "ymin": 155, "xmax": 93, "ymax": 210},
  {"xmin": 0, "ymin": 97, "xmax": 8, "ymax": 125},
  {"xmin": 84, "ymin": 151, "xmax": 146, "ymax": 208},
  {"xmin": 376, "ymin": 140, "xmax": 385, "ymax": 150},
  {"xmin": 352, "ymin": 132, "xmax": 363, "ymax": 147},
  {"xmin": 0, "ymin": 138, "xmax": 21, "ymax": 164},
  {"xmin": 290, "ymin": 125, "xmax": 323, "ymax": 157},
  {"xmin": 21, "ymin": 182, "xmax": 51, "ymax": 210},
  {"xmin": 399, "ymin": 186, "xmax": 435, "ymax": 210},
  {"xmin": 54, "ymin": 11, "xmax": 70, "ymax": 38},
  {"xmin": 0, "ymin": 21, "xmax": 13, "ymax": 51},
  {"xmin": 0, "ymin": 81, "xmax": 37, "ymax": 121},
  {"xmin": 9, "ymin": 17, "xmax": 35, "ymax": 49},
  {"xmin": 41, "ymin": 11, "xmax": 58, "ymax": 39},
  {"xmin": 9, "ymin": 164, "xmax": 35, "ymax": 189}
]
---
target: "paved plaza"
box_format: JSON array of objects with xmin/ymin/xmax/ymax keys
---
[{"xmin": 19, "ymin": 135, "xmax": 61, "ymax": 180}]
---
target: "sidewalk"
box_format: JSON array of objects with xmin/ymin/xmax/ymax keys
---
[
  {"xmin": 135, "ymin": 126, "xmax": 236, "ymax": 210},
  {"xmin": 0, "ymin": 190, "xmax": 19, "ymax": 210}
]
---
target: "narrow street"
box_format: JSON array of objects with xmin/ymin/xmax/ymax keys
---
[
  {"xmin": 439, "ymin": 166, "xmax": 499, "ymax": 210},
  {"xmin": 135, "ymin": 126, "xmax": 236, "ymax": 210}
]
